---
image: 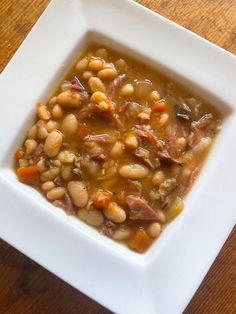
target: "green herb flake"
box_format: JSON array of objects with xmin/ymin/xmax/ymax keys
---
[
  {"xmin": 44, "ymin": 158, "xmax": 52, "ymax": 169},
  {"xmin": 71, "ymin": 167, "xmax": 83, "ymax": 179},
  {"xmin": 174, "ymin": 104, "xmax": 185, "ymax": 116}
]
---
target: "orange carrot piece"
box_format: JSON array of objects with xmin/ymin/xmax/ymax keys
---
[
  {"xmin": 128, "ymin": 228, "xmax": 152, "ymax": 253},
  {"xmin": 117, "ymin": 190, "xmax": 126, "ymax": 206},
  {"xmin": 17, "ymin": 166, "xmax": 40, "ymax": 186},
  {"xmin": 76, "ymin": 123, "xmax": 90, "ymax": 139},
  {"xmin": 15, "ymin": 148, "xmax": 24, "ymax": 160},
  {"xmin": 152, "ymin": 101, "xmax": 167, "ymax": 112},
  {"xmin": 92, "ymin": 190, "xmax": 113, "ymax": 209}
]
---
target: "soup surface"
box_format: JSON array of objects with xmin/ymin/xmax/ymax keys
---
[{"xmin": 14, "ymin": 46, "xmax": 221, "ymax": 253}]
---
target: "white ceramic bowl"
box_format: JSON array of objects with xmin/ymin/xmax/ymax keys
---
[{"xmin": 0, "ymin": 0, "xmax": 235, "ymax": 313}]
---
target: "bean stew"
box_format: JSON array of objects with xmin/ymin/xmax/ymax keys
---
[{"xmin": 14, "ymin": 46, "xmax": 221, "ymax": 253}]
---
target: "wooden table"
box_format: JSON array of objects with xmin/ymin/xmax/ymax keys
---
[{"xmin": 0, "ymin": 0, "xmax": 235, "ymax": 313}]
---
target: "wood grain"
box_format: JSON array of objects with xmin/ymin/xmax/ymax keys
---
[{"xmin": 0, "ymin": 0, "xmax": 235, "ymax": 313}]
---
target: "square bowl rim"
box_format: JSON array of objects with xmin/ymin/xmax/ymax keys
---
[{"xmin": 0, "ymin": 0, "xmax": 236, "ymax": 313}]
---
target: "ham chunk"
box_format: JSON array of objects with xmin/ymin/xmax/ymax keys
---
[
  {"xmin": 188, "ymin": 113, "xmax": 213, "ymax": 146},
  {"xmin": 126, "ymin": 195, "xmax": 158, "ymax": 220}
]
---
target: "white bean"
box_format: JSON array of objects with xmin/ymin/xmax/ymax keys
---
[
  {"xmin": 158, "ymin": 113, "xmax": 169, "ymax": 127},
  {"xmin": 19, "ymin": 159, "xmax": 29, "ymax": 167},
  {"xmin": 119, "ymin": 164, "xmax": 149, "ymax": 179},
  {"xmin": 156, "ymin": 209, "xmax": 166, "ymax": 223},
  {"xmin": 46, "ymin": 120, "xmax": 59, "ymax": 132},
  {"xmin": 36, "ymin": 120, "xmax": 45, "ymax": 127},
  {"xmin": 49, "ymin": 96, "xmax": 57, "ymax": 105},
  {"xmin": 124, "ymin": 133, "xmax": 138, "ymax": 150},
  {"xmin": 103, "ymin": 62, "xmax": 116, "ymax": 70},
  {"xmin": 68, "ymin": 181, "xmax": 88, "ymax": 208},
  {"xmin": 37, "ymin": 126, "xmax": 48, "ymax": 140},
  {"xmin": 44, "ymin": 131, "xmax": 63, "ymax": 157},
  {"xmin": 175, "ymin": 137, "xmax": 187, "ymax": 151},
  {"xmin": 76, "ymin": 56, "xmax": 88, "ymax": 72},
  {"xmin": 40, "ymin": 167, "xmax": 60, "ymax": 182},
  {"xmin": 24, "ymin": 139, "xmax": 37, "ymax": 155},
  {"xmin": 82, "ymin": 71, "xmax": 93, "ymax": 80},
  {"xmin": 37, "ymin": 104, "xmax": 51, "ymax": 120},
  {"xmin": 88, "ymin": 77, "xmax": 106, "ymax": 93},
  {"xmin": 192, "ymin": 137, "xmax": 212, "ymax": 155},
  {"xmin": 112, "ymin": 227, "xmax": 131, "ymax": 240},
  {"xmin": 88, "ymin": 58, "xmax": 104, "ymax": 71},
  {"xmin": 37, "ymin": 159, "xmax": 47, "ymax": 172},
  {"xmin": 57, "ymin": 150, "xmax": 75, "ymax": 163},
  {"xmin": 47, "ymin": 187, "xmax": 65, "ymax": 200},
  {"xmin": 41, "ymin": 181, "xmax": 55, "ymax": 192},
  {"xmin": 110, "ymin": 141, "xmax": 124, "ymax": 158},
  {"xmin": 90, "ymin": 91, "xmax": 107, "ymax": 103},
  {"xmin": 150, "ymin": 90, "xmax": 160, "ymax": 102},
  {"xmin": 147, "ymin": 222, "xmax": 162, "ymax": 238},
  {"xmin": 115, "ymin": 59, "xmax": 128, "ymax": 72},
  {"xmin": 61, "ymin": 114, "xmax": 78, "ymax": 136},
  {"xmin": 97, "ymin": 68, "xmax": 117, "ymax": 79},
  {"xmin": 120, "ymin": 84, "xmax": 134, "ymax": 97},
  {"xmin": 85, "ymin": 141, "xmax": 104, "ymax": 155},
  {"xmin": 27, "ymin": 125, "xmax": 37, "ymax": 139},
  {"xmin": 181, "ymin": 166, "xmax": 191, "ymax": 180},
  {"xmin": 94, "ymin": 48, "xmax": 108, "ymax": 59},
  {"xmin": 53, "ymin": 159, "xmax": 61, "ymax": 168},
  {"xmin": 152, "ymin": 170, "xmax": 165, "ymax": 186},
  {"xmin": 61, "ymin": 165, "xmax": 74, "ymax": 181},
  {"xmin": 78, "ymin": 209, "xmax": 104, "ymax": 227},
  {"xmin": 52, "ymin": 104, "xmax": 63, "ymax": 119},
  {"xmin": 103, "ymin": 202, "xmax": 126, "ymax": 223},
  {"xmin": 56, "ymin": 90, "xmax": 81, "ymax": 108}
]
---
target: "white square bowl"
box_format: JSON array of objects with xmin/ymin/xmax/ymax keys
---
[{"xmin": 0, "ymin": 0, "xmax": 235, "ymax": 313}]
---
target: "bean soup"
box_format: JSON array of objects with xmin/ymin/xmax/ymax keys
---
[{"xmin": 14, "ymin": 46, "xmax": 221, "ymax": 253}]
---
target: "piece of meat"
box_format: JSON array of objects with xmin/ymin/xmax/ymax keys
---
[
  {"xmin": 30, "ymin": 143, "xmax": 44, "ymax": 163},
  {"xmin": 134, "ymin": 147, "xmax": 154, "ymax": 168},
  {"xmin": 192, "ymin": 113, "xmax": 213, "ymax": 131},
  {"xmin": 78, "ymin": 105, "xmax": 95, "ymax": 119},
  {"xmin": 134, "ymin": 124, "xmax": 154, "ymax": 141},
  {"xmin": 110, "ymin": 112, "xmax": 125, "ymax": 131},
  {"xmin": 53, "ymin": 191, "xmax": 75, "ymax": 215},
  {"xmin": 160, "ymin": 197, "xmax": 170, "ymax": 209},
  {"xmin": 71, "ymin": 76, "xmax": 85, "ymax": 91},
  {"xmin": 54, "ymin": 176, "xmax": 64, "ymax": 186},
  {"xmin": 107, "ymin": 74, "xmax": 126, "ymax": 100},
  {"xmin": 188, "ymin": 113, "xmax": 213, "ymax": 147},
  {"xmin": 61, "ymin": 76, "xmax": 85, "ymax": 92},
  {"xmin": 100, "ymin": 220, "xmax": 116, "ymax": 237},
  {"xmin": 126, "ymin": 195, "xmax": 159, "ymax": 220},
  {"xmin": 83, "ymin": 134, "xmax": 112, "ymax": 144},
  {"xmin": 179, "ymin": 97, "xmax": 191, "ymax": 113},
  {"xmin": 126, "ymin": 180, "xmax": 142, "ymax": 195},
  {"xmin": 154, "ymin": 157, "xmax": 161, "ymax": 168},
  {"xmin": 138, "ymin": 108, "xmax": 151, "ymax": 123},
  {"xmin": 64, "ymin": 191, "xmax": 76, "ymax": 215},
  {"xmin": 90, "ymin": 153, "xmax": 106, "ymax": 163},
  {"xmin": 155, "ymin": 140, "xmax": 180, "ymax": 164},
  {"xmin": 118, "ymin": 100, "xmax": 130, "ymax": 113},
  {"xmin": 176, "ymin": 113, "xmax": 190, "ymax": 120},
  {"xmin": 167, "ymin": 122, "xmax": 179, "ymax": 148},
  {"xmin": 186, "ymin": 165, "xmax": 202, "ymax": 192},
  {"xmin": 174, "ymin": 98, "xmax": 192, "ymax": 121},
  {"xmin": 134, "ymin": 125, "xmax": 179, "ymax": 164},
  {"xmin": 158, "ymin": 178, "xmax": 177, "ymax": 199},
  {"xmin": 80, "ymin": 91, "xmax": 90, "ymax": 106}
]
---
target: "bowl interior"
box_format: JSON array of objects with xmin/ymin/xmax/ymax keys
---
[{"xmin": 1, "ymin": 30, "xmax": 233, "ymax": 261}]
